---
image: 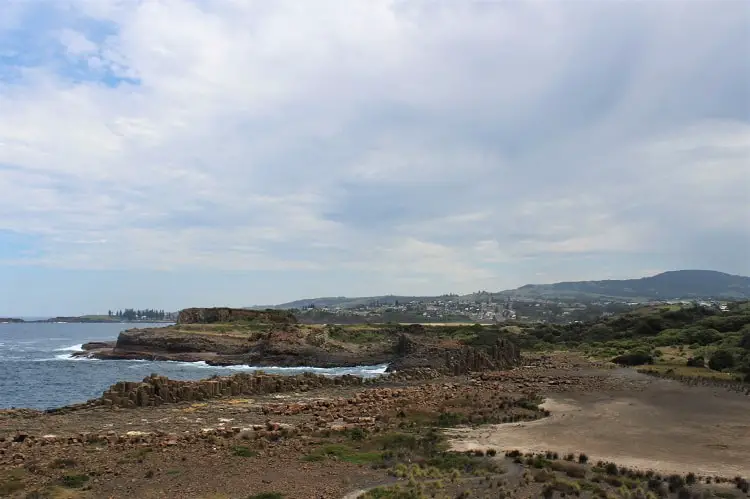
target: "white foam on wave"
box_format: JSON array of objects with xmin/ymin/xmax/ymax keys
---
[
  {"xmin": 41, "ymin": 353, "xmax": 388, "ymax": 377},
  {"xmin": 54, "ymin": 344, "xmax": 84, "ymax": 352},
  {"xmin": 167, "ymin": 360, "xmax": 389, "ymax": 377},
  {"xmin": 51, "ymin": 352, "xmax": 100, "ymax": 361}
]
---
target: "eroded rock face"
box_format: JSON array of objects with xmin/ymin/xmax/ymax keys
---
[
  {"xmin": 389, "ymin": 334, "xmax": 520, "ymax": 375},
  {"xmin": 177, "ymin": 307, "xmax": 297, "ymax": 325}
]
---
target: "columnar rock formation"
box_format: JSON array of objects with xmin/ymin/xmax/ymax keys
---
[{"xmin": 98, "ymin": 372, "xmax": 368, "ymax": 408}]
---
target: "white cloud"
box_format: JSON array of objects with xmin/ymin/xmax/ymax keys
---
[{"xmin": 0, "ymin": 0, "xmax": 748, "ymax": 300}]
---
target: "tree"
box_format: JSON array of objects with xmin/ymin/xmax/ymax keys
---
[
  {"xmin": 739, "ymin": 331, "xmax": 750, "ymax": 350},
  {"xmin": 708, "ymin": 349, "xmax": 735, "ymax": 371}
]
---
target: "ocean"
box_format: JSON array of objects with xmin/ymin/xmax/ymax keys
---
[{"xmin": 0, "ymin": 322, "xmax": 388, "ymax": 410}]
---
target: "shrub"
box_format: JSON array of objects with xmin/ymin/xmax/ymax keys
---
[
  {"xmin": 708, "ymin": 350, "xmax": 735, "ymax": 371},
  {"xmin": 61, "ymin": 474, "xmax": 89, "ymax": 488},
  {"xmin": 349, "ymin": 428, "xmax": 367, "ymax": 441},
  {"xmin": 578, "ymin": 453, "xmax": 589, "ymax": 464},
  {"xmin": 437, "ymin": 412, "xmax": 463, "ymax": 427},
  {"xmin": 740, "ymin": 332, "xmax": 750, "ymax": 350},
  {"xmin": 550, "ymin": 460, "xmax": 586, "ymax": 478},
  {"xmin": 233, "ymin": 446, "xmax": 259, "ymax": 458},
  {"xmin": 667, "ymin": 474, "xmax": 685, "ymax": 492},
  {"xmin": 686, "ymin": 356, "xmax": 705, "ymax": 368},
  {"xmin": 248, "ymin": 494, "xmax": 284, "ymax": 499},
  {"xmin": 612, "ymin": 352, "xmax": 653, "ymax": 366}
]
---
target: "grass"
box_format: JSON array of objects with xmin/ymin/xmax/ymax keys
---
[
  {"xmin": 247, "ymin": 493, "xmax": 284, "ymax": 499},
  {"xmin": 232, "ymin": 446, "xmax": 259, "ymax": 458},
  {"xmin": 0, "ymin": 476, "xmax": 24, "ymax": 495},
  {"xmin": 327, "ymin": 327, "xmax": 386, "ymax": 344},
  {"xmin": 302, "ymin": 443, "xmax": 382, "ymax": 464},
  {"xmin": 638, "ymin": 364, "xmax": 737, "ymax": 380},
  {"xmin": 60, "ymin": 474, "xmax": 89, "ymax": 488}
]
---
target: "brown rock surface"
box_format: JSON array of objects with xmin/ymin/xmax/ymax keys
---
[{"xmin": 177, "ymin": 307, "xmax": 297, "ymax": 325}]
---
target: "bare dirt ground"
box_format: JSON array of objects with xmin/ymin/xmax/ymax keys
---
[
  {"xmin": 449, "ymin": 369, "xmax": 750, "ymax": 477},
  {"xmin": 3, "ymin": 356, "xmax": 748, "ymax": 498}
]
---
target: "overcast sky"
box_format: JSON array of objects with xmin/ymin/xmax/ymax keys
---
[{"xmin": 1, "ymin": 0, "xmax": 748, "ymax": 315}]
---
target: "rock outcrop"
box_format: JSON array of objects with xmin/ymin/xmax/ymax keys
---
[
  {"xmin": 97, "ymin": 372, "xmax": 368, "ymax": 408},
  {"xmin": 65, "ymin": 369, "xmax": 436, "ymax": 409},
  {"xmin": 177, "ymin": 307, "xmax": 297, "ymax": 325},
  {"xmin": 389, "ymin": 334, "xmax": 520, "ymax": 375},
  {"xmin": 77, "ymin": 317, "xmax": 522, "ymax": 375}
]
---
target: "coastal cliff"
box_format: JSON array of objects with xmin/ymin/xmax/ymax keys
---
[
  {"xmin": 177, "ymin": 307, "xmax": 297, "ymax": 325},
  {"xmin": 78, "ymin": 307, "xmax": 522, "ymax": 373}
]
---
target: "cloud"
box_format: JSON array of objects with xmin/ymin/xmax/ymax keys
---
[{"xmin": 0, "ymin": 0, "xmax": 748, "ymax": 308}]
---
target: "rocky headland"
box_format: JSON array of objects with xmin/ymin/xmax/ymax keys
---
[{"xmin": 76, "ymin": 308, "xmax": 522, "ymax": 372}]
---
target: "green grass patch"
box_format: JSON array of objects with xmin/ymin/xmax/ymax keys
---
[
  {"xmin": 61, "ymin": 474, "xmax": 89, "ymax": 488},
  {"xmin": 638, "ymin": 364, "xmax": 737, "ymax": 380},
  {"xmin": 232, "ymin": 446, "xmax": 259, "ymax": 458},
  {"xmin": 302, "ymin": 443, "xmax": 382, "ymax": 464},
  {"xmin": 360, "ymin": 487, "xmax": 423, "ymax": 498},
  {"xmin": 327, "ymin": 327, "xmax": 386, "ymax": 344}
]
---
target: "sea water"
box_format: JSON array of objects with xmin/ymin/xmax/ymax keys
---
[{"xmin": 0, "ymin": 322, "xmax": 387, "ymax": 410}]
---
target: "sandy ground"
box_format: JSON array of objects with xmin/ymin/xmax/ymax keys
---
[{"xmin": 449, "ymin": 372, "xmax": 750, "ymax": 477}]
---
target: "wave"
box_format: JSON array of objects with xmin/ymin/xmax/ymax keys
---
[
  {"xmin": 54, "ymin": 344, "xmax": 84, "ymax": 352},
  {"xmin": 39, "ymin": 353, "xmax": 388, "ymax": 377},
  {"xmin": 171, "ymin": 360, "xmax": 388, "ymax": 376}
]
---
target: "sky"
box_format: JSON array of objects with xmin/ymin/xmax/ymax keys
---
[{"xmin": 0, "ymin": 0, "xmax": 749, "ymax": 316}]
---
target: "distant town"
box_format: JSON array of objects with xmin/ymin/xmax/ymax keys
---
[{"xmin": 287, "ymin": 295, "xmax": 734, "ymax": 325}]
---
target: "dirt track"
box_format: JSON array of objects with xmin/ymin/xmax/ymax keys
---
[{"xmin": 449, "ymin": 371, "xmax": 750, "ymax": 477}]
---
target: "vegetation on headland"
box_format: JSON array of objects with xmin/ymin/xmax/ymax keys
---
[{"xmin": 511, "ymin": 301, "xmax": 750, "ymax": 381}]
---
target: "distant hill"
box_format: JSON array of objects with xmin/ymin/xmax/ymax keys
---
[
  {"xmin": 255, "ymin": 270, "xmax": 750, "ymax": 309},
  {"xmin": 257, "ymin": 295, "xmax": 444, "ymax": 310},
  {"xmin": 511, "ymin": 270, "xmax": 750, "ymax": 300}
]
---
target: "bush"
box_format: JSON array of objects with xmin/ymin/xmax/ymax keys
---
[
  {"xmin": 686, "ymin": 356, "xmax": 705, "ymax": 368},
  {"xmin": 61, "ymin": 474, "xmax": 89, "ymax": 488},
  {"xmin": 349, "ymin": 428, "xmax": 367, "ymax": 441},
  {"xmin": 708, "ymin": 350, "xmax": 735, "ymax": 371},
  {"xmin": 233, "ymin": 446, "xmax": 259, "ymax": 458},
  {"xmin": 604, "ymin": 462, "xmax": 619, "ymax": 475},
  {"xmin": 740, "ymin": 331, "xmax": 750, "ymax": 350},
  {"xmin": 612, "ymin": 352, "xmax": 653, "ymax": 366}
]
